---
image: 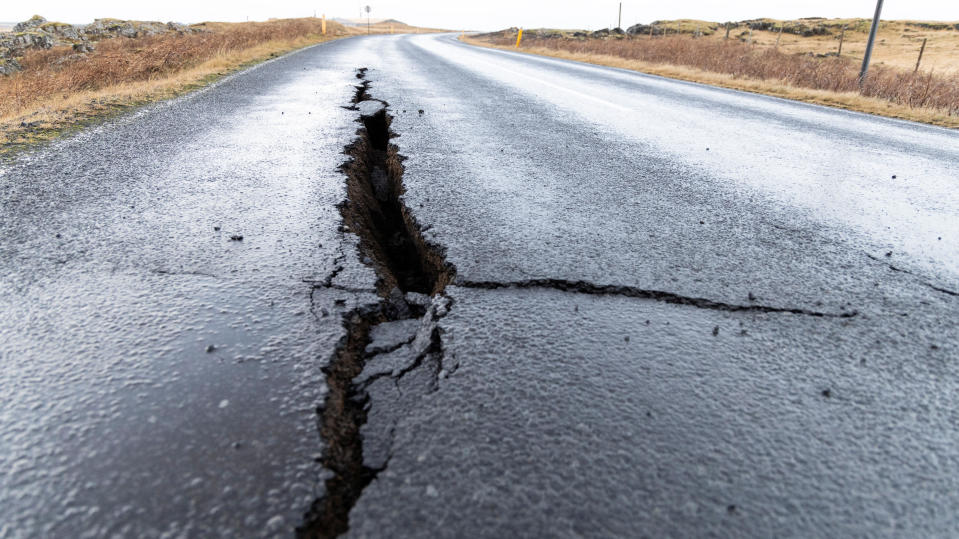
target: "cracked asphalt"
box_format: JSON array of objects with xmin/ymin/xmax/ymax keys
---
[{"xmin": 2, "ymin": 32, "xmax": 958, "ymax": 537}]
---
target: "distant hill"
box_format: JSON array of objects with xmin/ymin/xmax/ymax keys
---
[{"xmin": 334, "ymin": 17, "xmax": 406, "ymax": 27}]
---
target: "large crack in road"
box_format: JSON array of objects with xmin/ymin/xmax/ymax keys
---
[
  {"xmin": 298, "ymin": 69, "xmax": 455, "ymax": 539},
  {"xmin": 299, "ymin": 67, "xmax": 866, "ymax": 538}
]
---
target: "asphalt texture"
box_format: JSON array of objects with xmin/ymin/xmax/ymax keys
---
[{"xmin": 2, "ymin": 33, "xmax": 958, "ymax": 537}]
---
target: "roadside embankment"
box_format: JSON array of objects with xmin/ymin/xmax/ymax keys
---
[
  {"xmin": 0, "ymin": 16, "xmax": 350, "ymax": 156},
  {"xmin": 465, "ymin": 21, "xmax": 959, "ymax": 127}
]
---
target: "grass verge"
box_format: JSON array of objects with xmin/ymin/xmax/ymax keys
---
[
  {"xmin": 462, "ymin": 35, "xmax": 959, "ymax": 128},
  {"xmin": 0, "ymin": 18, "xmax": 352, "ymax": 158}
]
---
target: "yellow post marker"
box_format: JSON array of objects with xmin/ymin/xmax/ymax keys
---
[
  {"xmin": 515, "ymin": 28, "xmax": 523, "ymax": 48},
  {"xmin": 390, "ymin": 24, "xmax": 394, "ymax": 34},
  {"xmin": 321, "ymin": 14, "xmax": 327, "ymax": 35}
]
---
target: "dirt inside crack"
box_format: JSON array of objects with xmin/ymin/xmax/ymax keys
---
[{"xmin": 298, "ymin": 68, "xmax": 454, "ymax": 539}]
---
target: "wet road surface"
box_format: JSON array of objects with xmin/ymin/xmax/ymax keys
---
[{"xmin": 2, "ymin": 33, "xmax": 958, "ymax": 537}]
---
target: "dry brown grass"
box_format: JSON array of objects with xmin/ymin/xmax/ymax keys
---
[
  {"xmin": 0, "ymin": 18, "xmax": 352, "ymax": 152},
  {"xmin": 719, "ymin": 19, "xmax": 959, "ymax": 72},
  {"xmin": 341, "ymin": 20, "xmax": 446, "ymax": 35},
  {"xmin": 468, "ymin": 26, "xmax": 959, "ymax": 127}
]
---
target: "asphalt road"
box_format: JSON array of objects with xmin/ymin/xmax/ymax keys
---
[{"xmin": 2, "ymin": 33, "xmax": 958, "ymax": 537}]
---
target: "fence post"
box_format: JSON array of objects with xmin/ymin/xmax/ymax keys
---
[
  {"xmin": 914, "ymin": 38, "xmax": 927, "ymax": 72},
  {"xmin": 776, "ymin": 24, "xmax": 783, "ymax": 48},
  {"xmin": 650, "ymin": 25, "xmax": 654, "ymax": 39},
  {"xmin": 725, "ymin": 23, "xmax": 731, "ymax": 40},
  {"xmin": 837, "ymin": 25, "xmax": 845, "ymax": 55}
]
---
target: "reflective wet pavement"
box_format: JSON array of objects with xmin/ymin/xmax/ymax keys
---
[{"xmin": 1, "ymin": 33, "xmax": 957, "ymax": 537}]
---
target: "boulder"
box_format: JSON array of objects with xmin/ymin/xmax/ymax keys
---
[
  {"xmin": 741, "ymin": 19, "xmax": 832, "ymax": 37},
  {"xmin": 0, "ymin": 57, "xmax": 21, "ymax": 75},
  {"xmin": 13, "ymin": 15, "xmax": 46, "ymax": 33},
  {"xmin": 40, "ymin": 21, "xmax": 80, "ymax": 40},
  {"xmin": 627, "ymin": 23, "xmax": 666, "ymax": 36},
  {"xmin": 9, "ymin": 32, "xmax": 56, "ymax": 53},
  {"xmin": 533, "ymin": 29, "xmax": 563, "ymax": 39},
  {"xmin": 118, "ymin": 22, "xmax": 138, "ymax": 37},
  {"xmin": 82, "ymin": 18, "xmax": 125, "ymax": 38}
]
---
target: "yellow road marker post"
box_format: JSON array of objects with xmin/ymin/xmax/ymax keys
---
[
  {"xmin": 321, "ymin": 14, "xmax": 327, "ymax": 35},
  {"xmin": 515, "ymin": 28, "xmax": 523, "ymax": 48}
]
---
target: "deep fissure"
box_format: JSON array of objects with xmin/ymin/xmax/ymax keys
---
[
  {"xmin": 300, "ymin": 66, "xmax": 866, "ymax": 539},
  {"xmin": 298, "ymin": 69, "xmax": 454, "ymax": 539}
]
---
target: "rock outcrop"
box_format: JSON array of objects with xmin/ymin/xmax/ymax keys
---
[
  {"xmin": 740, "ymin": 19, "xmax": 831, "ymax": 37},
  {"xmin": 13, "ymin": 15, "xmax": 47, "ymax": 33},
  {"xmin": 0, "ymin": 14, "xmax": 201, "ymax": 75}
]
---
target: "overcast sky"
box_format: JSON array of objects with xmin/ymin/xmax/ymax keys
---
[{"xmin": 5, "ymin": 1, "xmax": 957, "ymax": 31}]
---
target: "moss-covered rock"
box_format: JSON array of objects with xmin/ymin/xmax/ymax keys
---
[
  {"xmin": 40, "ymin": 21, "xmax": 80, "ymax": 40},
  {"xmin": 13, "ymin": 15, "xmax": 46, "ymax": 32}
]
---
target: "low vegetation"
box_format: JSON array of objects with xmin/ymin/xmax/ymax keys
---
[
  {"xmin": 0, "ymin": 17, "xmax": 353, "ymax": 154},
  {"xmin": 332, "ymin": 17, "xmax": 445, "ymax": 35},
  {"xmin": 468, "ymin": 19, "xmax": 959, "ymax": 127}
]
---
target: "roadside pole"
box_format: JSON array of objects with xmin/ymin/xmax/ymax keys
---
[
  {"xmin": 322, "ymin": 14, "xmax": 327, "ymax": 35},
  {"xmin": 515, "ymin": 28, "xmax": 523, "ymax": 48},
  {"xmin": 859, "ymin": 0, "xmax": 884, "ymax": 87},
  {"xmin": 837, "ymin": 25, "xmax": 845, "ymax": 56},
  {"xmin": 618, "ymin": 3, "xmax": 622, "ymax": 30}
]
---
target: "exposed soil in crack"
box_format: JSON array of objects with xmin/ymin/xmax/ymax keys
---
[
  {"xmin": 338, "ymin": 94, "xmax": 451, "ymax": 295},
  {"xmin": 456, "ymin": 279, "xmax": 859, "ymax": 318},
  {"xmin": 298, "ymin": 68, "xmax": 455, "ymax": 539},
  {"xmin": 306, "ymin": 307, "xmax": 383, "ymax": 538}
]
